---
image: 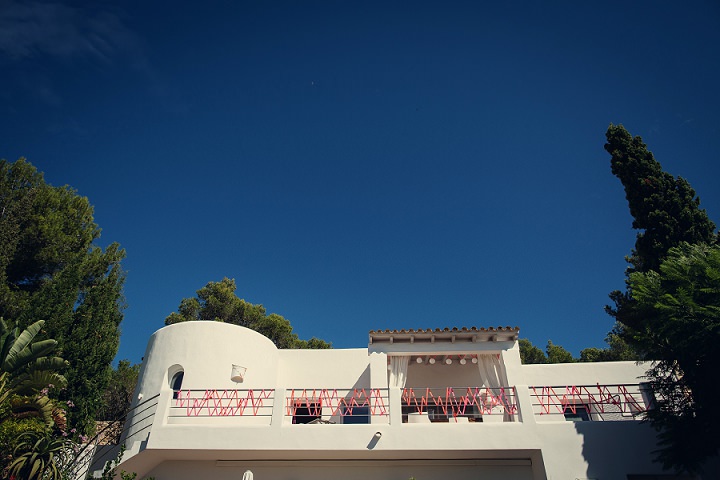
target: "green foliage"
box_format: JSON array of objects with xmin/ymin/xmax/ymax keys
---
[
  {"xmin": 165, "ymin": 278, "xmax": 265, "ymax": 327},
  {"xmin": 604, "ymin": 124, "xmax": 716, "ymax": 274},
  {"xmin": 578, "ymin": 333, "xmax": 637, "ymax": 362},
  {"xmin": 522, "ymin": 336, "xmax": 635, "ymax": 364},
  {"xmin": 605, "ymin": 124, "xmax": 716, "ymax": 354},
  {"xmin": 7, "ymin": 430, "xmax": 73, "ymax": 480},
  {"xmin": 298, "ymin": 337, "xmax": 332, "ymax": 350},
  {"xmin": 545, "ymin": 340, "xmax": 574, "ymax": 364},
  {"xmin": 0, "ymin": 319, "xmax": 71, "ymax": 477},
  {"xmin": 97, "ymin": 360, "xmax": 140, "ymax": 422},
  {"xmin": 0, "ymin": 158, "xmax": 126, "ymax": 435},
  {"xmin": 628, "ymin": 243, "xmax": 720, "ymax": 472},
  {"xmin": 518, "ymin": 339, "xmax": 547, "ymax": 364},
  {"xmin": 0, "ymin": 417, "xmax": 45, "ymax": 472},
  {"xmin": 604, "ymin": 126, "xmax": 719, "ymax": 472},
  {"xmin": 165, "ymin": 278, "xmax": 331, "ymax": 349},
  {"xmin": 100, "ymin": 444, "xmax": 154, "ymax": 480},
  {"xmin": 0, "ymin": 319, "xmax": 67, "ymax": 421}
]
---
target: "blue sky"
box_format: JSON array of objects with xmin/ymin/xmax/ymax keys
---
[{"xmin": 2, "ymin": 1, "xmax": 719, "ymax": 364}]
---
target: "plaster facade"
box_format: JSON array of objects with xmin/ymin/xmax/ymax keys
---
[{"xmin": 88, "ymin": 322, "xmax": 704, "ymax": 480}]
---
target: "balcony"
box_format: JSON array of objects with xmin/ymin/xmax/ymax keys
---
[
  {"xmin": 401, "ymin": 386, "xmax": 517, "ymax": 423},
  {"xmin": 169, "ymin": 389, "xmax": 275, "ymax": 424},
  {"xmin": 160, "ymin": 383, "xmax": 650, "ymax": 428},
  {"xmin": 165, "ymin": 386, "xmax": 523, "ymax": 425},
  {"xmin": 529, "ymin": 383, "xmax": 649, "ymax": 422},
  {"xmin": 285, "ymin": 388, "xmax": 389, "ymax": 424}
]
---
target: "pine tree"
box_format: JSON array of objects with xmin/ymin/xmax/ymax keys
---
[
  {"xmin": 0, "ymin": 158, "xmax": 126, "ymax": 434},
  {"xmin": 165, "ymin": 278, "xmax": 331, "ymax": 349}
]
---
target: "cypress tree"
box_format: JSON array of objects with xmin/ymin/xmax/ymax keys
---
[{"xmin": 604, "ymin": 126, "xmax": 719, "ymax": 472}]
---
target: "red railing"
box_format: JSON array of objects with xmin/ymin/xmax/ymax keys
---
[
  {"xmin": 529, "ymin": 384, "xmax": 648, "ymax": 420},
  {"xmin": 285, "ymin": 388, "xmax": 389, "ymax": 423},
  {"xmin": 402, "ymin": 386, "xmax": 517, "ymax": 420},
  {"xmin": 171, "ymin": 389, "xmax": 275, "ymax": 417}
]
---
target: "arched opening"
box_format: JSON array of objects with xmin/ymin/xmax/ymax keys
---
[{"xmin": 170, "ymin": 370, "xmax": 184, "ymax": 399}]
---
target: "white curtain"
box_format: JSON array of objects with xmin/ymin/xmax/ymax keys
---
[
  {"xmin": 476, "ymin": 354, "xmax": 508, "ymax": 389},
  {"xmin": 388, "ymin": 356, "xmax": 409, "ymax": 388},
  {"xmin": 477, "ymin": 353, "xmax": 514, "ymax": 418}
]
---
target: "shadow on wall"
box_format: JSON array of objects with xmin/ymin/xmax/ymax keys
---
[
  {"xmin": 290, "ymin": 365, "xmax": 373, "ymax": 425},
  {"xmin": 574, "ymin": 421, "xmax": 692, "ymax": 479}
]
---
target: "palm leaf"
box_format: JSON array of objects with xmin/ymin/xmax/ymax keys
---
[
  {"xmin": 11, "ymin": 370, "xmax": 68, "ymax": 396},
  {"xmin": 9, "ymin": 395, "xmax": 57, "ymax": 427},
  {"xmin": 4, "ymin": 339, "xmax": 58, "ymax": 374},
  {"xmin": 0, "ymin": 318, "xmax": 17, "ymax": 369},
  {"xmin": 29, "ymin": 356, "xmax": 69, "ymax": 373},
  {"xmin": 3, "ymin": 320, "xmax": 47, "ymax": 372}
]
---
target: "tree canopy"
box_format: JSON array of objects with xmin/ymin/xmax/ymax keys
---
[
  {"xmin": 518, "ymin": 339, "xmax": 547, "ymax": 364},
  {"xmin": 519, "ymin": 339, "xmax": 578, "ymax": 364},
  {"xmin": 519, "ymin": 335, "xmax": 637, "ymax": 364},
  {"xmin": 97, "ymin": 360, "xmax": 140, "ymax": 423},
  {"xmin": 604, "ymin": 124, "xmax": 716, "ymax": 274},
  {"xmin": 165, "ymin": 278, "xmax": 331, "ymax": 349},
  {"xmin": 628, "ymin": 243, "xmax": 720, "ymax": 472},
  {"xmin": 0, "ymin": 158, "xmax": 126, "ymax": 434},
  {"xmin": 604, "ymin": 125, "xmax": 719, "ymax": 472}
]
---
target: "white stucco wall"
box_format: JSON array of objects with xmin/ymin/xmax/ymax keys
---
[
  {"xmin": 277, "ymin": 348, "xmax": 371, "ymax": 388},
  {"xmin": 109, "ymin": 323, "xmax": 685, "ymax": 480},
  {"xmin": 122, "ymin": 322, "xmax": 281, "ymax": 447},
  {"xmin": 135, "ymin": 321, "xmax": 280, "ymax": 395},
  {"xmin": 520, "ymin": 361, "xmax": 649, "ymax": 386}
]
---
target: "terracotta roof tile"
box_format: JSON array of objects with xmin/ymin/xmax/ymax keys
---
[{"xmin": 369, "ymin": 326, "xmax": 519, "ymax": 334}]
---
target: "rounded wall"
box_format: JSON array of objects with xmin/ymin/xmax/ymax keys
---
[
  {"xmin": 138, "ymin": 321, "xmax": 280, "ymax": 396},
  {"xmin": 123, "ymin": 322, "xmax": 279, "ymax": 443}
]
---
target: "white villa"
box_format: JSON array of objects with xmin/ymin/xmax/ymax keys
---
[{"xmin": 88, "ymin": 321, "xmax": 708, "ymax": 479}]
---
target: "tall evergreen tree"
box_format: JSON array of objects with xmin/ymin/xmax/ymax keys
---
[
  {"xmin": 604, "ymin": 126, "xmax": 718, "ymax": 472},
  {"xmin": 605, "ymin": 124, "xmax": 716, "ymax": 274},
  {"xmin": 605, "ymin": 124, "xmax": 716, "ymax": 336},
  {"xmin": 0, "ymin": 158, "xmax": 126, "ymax": 434}
]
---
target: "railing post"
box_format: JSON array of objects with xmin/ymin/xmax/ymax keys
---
[
  {"xmin": 388, "ymin": 387, "xmax": 403, "ymax": 425},
  {"xmin": 513, "ymin": 385, "xmax": 536, "ymax": 424},
  {"xmin": 272, "ymin": 387, "xmax": 286, "ymax": 427},
  {"xmin": 152, "ymin": 389, "xmax": 173, "ymax": 429}
]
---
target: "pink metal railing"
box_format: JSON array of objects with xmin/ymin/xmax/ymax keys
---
[
  {"xmin": 529, "ymin": 384, "xmax": 648, "ymax": 419},
  {"xmin": 285, "ymin": 388, "xmax": 389, "ymax": 422},
  {"xmin": 402, "ymin": 386, "xmax": 518, "ymax": 420},
  {"xmin": 171, "ymin": 389, "xmax": 275, "ymax": 417}
]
